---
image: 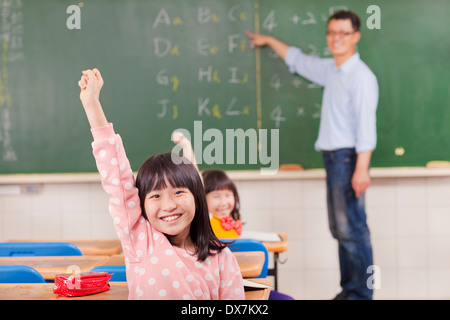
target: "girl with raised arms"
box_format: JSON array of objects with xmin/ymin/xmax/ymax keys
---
[{"xmin": 78, "ymin": 68, "xmax": 244, "ymax": 300}]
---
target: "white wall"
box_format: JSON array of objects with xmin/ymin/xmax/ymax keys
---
[
  {"xmin": 236, "ymin": 176, "xmax": 450, "ymax": 300},
  {"xmin": 1, "ymin": 174, "xmax": 449, "ymax": 299}
]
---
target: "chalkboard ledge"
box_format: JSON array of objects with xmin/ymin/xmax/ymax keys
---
[
  {"xmin": 228, "ymin": 167, "xmax": 450, "ymax": 180},
  {"xmin": 2, "ymin": 167, "xmax": 450, "ymax": 184},
  {"xmin": 0, "ymin": 173, "xmax": 103, "ymax": 185}
]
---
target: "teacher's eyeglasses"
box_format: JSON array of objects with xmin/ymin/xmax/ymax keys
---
[{"xmin": 326, "ymin": 31, "xmax": 356, "ymax": 37}]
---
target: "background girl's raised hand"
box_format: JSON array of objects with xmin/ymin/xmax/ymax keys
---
[
  {"xmin": 171, "ymin": 131, "xmax": 198, "ymax": 170},
  {"xmin": 172, "ymin": 131, "xmax": 189, "ymax": 147}
]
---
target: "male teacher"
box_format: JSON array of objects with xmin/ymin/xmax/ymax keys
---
[{"xmin": 247, "ymin": 10, "xmax": 378, "ymax": 300}]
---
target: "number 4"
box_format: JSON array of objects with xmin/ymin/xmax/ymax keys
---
[
  {"xmin": 262, "ymin": 10, "xmax": 277, "ymax": 32},
  {"xmin": 270, "ymin": 106, "xmax": 286, "ymax": 128}
]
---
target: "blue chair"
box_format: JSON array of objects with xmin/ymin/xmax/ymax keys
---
[
  {"xmin": 0, "ymin": 242, "xmax": 82, "ymax": 257},
  {"xmin": 0, "ymin": 265, "xmax": 45, "ymax": 283},
  {"xmin": 90, "ymin": 265, "xmax": 127, "ymax": 282},
  {"xmin": 221, "ymin": 238, "xmax": 269, "ymax": 278}
]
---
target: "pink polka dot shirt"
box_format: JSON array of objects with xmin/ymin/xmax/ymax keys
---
[{"xmin": 91, "ymin": 123, "xmax": 245, "ymax": 300}]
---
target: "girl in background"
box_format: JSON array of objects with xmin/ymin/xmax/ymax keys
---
[
  {"xmin": 203, "ymin": 169, "xmax": 242, "ymax": 239},
  {"xmin": 172, "ymin": 132, "xmax": 242, "ymax": 238},
  {"xmin": 78, "ymin": 68, "xmax": 244, "ymax": 300}
]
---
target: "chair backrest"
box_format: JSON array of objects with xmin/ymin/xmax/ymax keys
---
[
  {"xmin": 0, "ymin": 242, "xmax": 82, "ymax": 257},
  {"xmin": 222, "ymin": 238, "xmax": 269, "ymax": 278},
  {"xmin": 90, "ymin": 265, "xmax": 127, "ymax": 282},
  {"xmin": 0, "ymin": 265, "xmax": 46, "ymax": 283}
]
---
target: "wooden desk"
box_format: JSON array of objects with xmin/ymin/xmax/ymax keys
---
[
  {"xmin": 102, "ymin": 254, "xmax": 126, "ymax": 266},
  {"xmin": 0, "ymin": 256, "xmax": 109, "ymax": 280},
  {"xmin": 0, "ymin": 282, "xmax": 128, "ymax": 300},
  {"xmin": 101, "ymin": 251, "xmax": 265, "ymax": 278},
  {"xmin": 262, "ymin": 232, "xmax": 288, "ymax": 253},
  {"xmin": 8, "ymin": 239, "xmax": 122, "ymax": 256},
  {"xmin": 262, "ymin": 232, "xmax": 288, "ymax": 291},
  {"xmin": 244, "ymin": 278, "xmax": 271, "ymax": 300},
  {"xmin": 65, "ymin": 239, "xmax": 121, "ymax": 255},
  {"xmin": 0, "ymin": 279, "xmax": 270, "ymax": 300}
]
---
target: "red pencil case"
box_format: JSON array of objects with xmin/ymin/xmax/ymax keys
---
[{"xmin": 53, "ymin": 272, "xmax": 111, "ymax": 297}]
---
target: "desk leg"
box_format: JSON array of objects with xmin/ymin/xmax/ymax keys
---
[{"xmin": 267, "ymin": 252, "xmax": 279, "ymax": 291}]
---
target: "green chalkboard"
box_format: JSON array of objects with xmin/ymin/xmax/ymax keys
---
[
  {"xmin": 0, "ymin": 0, "xmax": 448, "ymax": 174},
  {"xmin": 257, "ymin": 0, "xmax": 450, "ymax": 169}
]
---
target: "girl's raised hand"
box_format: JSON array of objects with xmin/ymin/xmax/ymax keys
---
[
  {"xmin": 78, "ymin": 68, "xmax": 108, "ymax": 129},
  {"xmin": 79, "ymin": 68, "xmax": 104, "ymax": 104}
]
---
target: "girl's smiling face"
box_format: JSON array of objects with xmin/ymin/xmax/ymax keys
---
[
  {"xmin": 206, "ymin": 189, "xmax": 235, "ymax": 219},
  {"xmin": 144, "ymin": 179, "xmax": 195, "ymax": 247}
]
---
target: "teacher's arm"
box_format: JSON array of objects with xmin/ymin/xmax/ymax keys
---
[
  {"xmin": 352, "ymin": 151, "xmax": 372, "ymax": 198},
  {"xmin": 352, "ymin": 72, "xmax": 379, "ymax": 198}
]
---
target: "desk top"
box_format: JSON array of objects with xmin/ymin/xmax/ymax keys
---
[
  {"xmin": 65, "ymin": 239, "xmax": 122, "ymax": 255},
  {"xmin": 0, "ymin": 282, "xmax": 128, "ymax": 300},
  {"xmin": 0, "ymin": 251, "xmax": 264, "ymax": 281},
  {"xmin": 102, "ymin": 251, "xmax": 265, "ymax": 278},
  {"xmin": 0, "ymin": 278, "xmax": 270, "ymax": 300},
  {"xmin": 8, "ymin": 239, "xmax": 122, "ymax": 256},
  {"xmin": 8, "ymin": 234, "xmax": 288, "ymax": 254},
  {"xmin": 262, "ymin": 233, "xmax": 288, "ymax": 253},
  {"xmin": 102, "ymin": 254, "xmax": 126, "ymax": 265},
  {"xmin": 0, "ymin": 256, "xmax": 109, "ymax": 280}
]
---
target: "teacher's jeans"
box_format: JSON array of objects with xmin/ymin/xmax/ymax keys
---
[{"xmin": 322, "ymin": 148, "xmax": 373, "ymax": 300}]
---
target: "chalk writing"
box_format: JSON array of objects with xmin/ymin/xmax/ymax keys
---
[
  {"xmin": 149, "ymin": 4, "xmax": 339, "ymax": 130},
  {"xmin": 0, "ymin": 0, "xmax": 22, "ymax": 161},
  {"xmin": 270, "ymin": 106, "xmax": 286, "ymax": 128},
  {"xmin": 262, "ymin": 10, "xmax": 277, "ymax": 32},
  {"xmin": 261, "ymin": 6, "xmax": 355, "ymax": 127},
  {"xmin": 151, "ymin": 5, "xmax": 253, "ymax": 121}
]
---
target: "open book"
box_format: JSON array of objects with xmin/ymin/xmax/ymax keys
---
[
  {"xmin": 243, "ymin": 279, "xmax": 272, "ymax": 289},
  {"xmin": 240, "ymin": 230, "xmax": 281, "ymax": 242}
]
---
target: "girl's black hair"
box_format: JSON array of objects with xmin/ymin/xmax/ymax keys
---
[
  {"xmin": 202, "ymin": 169, "xmax": 241, "ymax": 222},
  {"xmin": 135, "ymin": 153, "xmax": 226, "ymax": 261}
]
